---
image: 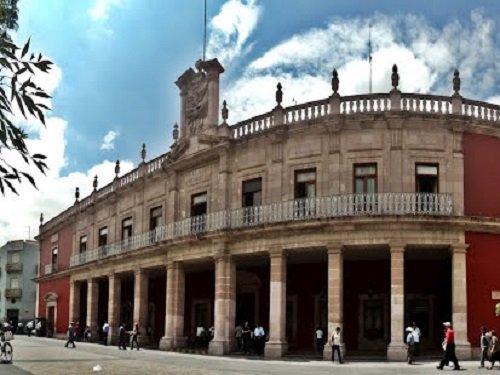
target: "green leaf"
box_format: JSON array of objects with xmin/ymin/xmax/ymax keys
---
[
  {"xmin": 21, "ymin": 38, "xmax": 30, "ymax": 58},
  {"xmin": 21, "ymin": 172, "xmax": 37, "ymax": 189}
]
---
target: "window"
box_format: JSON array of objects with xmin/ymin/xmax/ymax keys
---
[
  {"xmin": 98, "ymin": 227, "xmax": 108, "ymax": 247},
  {"xmin": 51, "ymin": 247, "xmax": 58, "ymax": 266},
  {"xmin": 9, "ymin": 278, "xmax": 19, "ymax": 289},
  {"xmin": 354, "ymin": 163, "xmax": 377, "ymax": 194},
  {"xmin": 191, "ymin": 192, "xmax": 207, "ymax": 233},
  {"xmin": 242, "ymin": 178, "xmax": 262, "ymax": 223},
  {"xmin": 294, "ymin": 169, "xmax": 316, "ymax": 199},
  {"xmin": 8, "ymin": 252, "xmax": 20, "ymax": 264},
  {"xmin": 122, "ymin": 217, "xmax": 133, "ymax": 240},
  {"xmin": 416, "ymin": 164, "xmax": 438, "ymax": 193},
  {"xmin": 79, "ymin": 235, "xmax": 87, "ymax": 254},
  {"xmin": 150, "ymin": 206, "xmax": 163, "ymax": 231},
  {"xmin": 242, "ymin": 178, "xmax": 262, "ymax": 207}
]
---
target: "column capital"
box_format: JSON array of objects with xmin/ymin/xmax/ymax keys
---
[
  {"xmin": 389, "ymin": 242, "xmax": 406, "ymax": 253},
  {"xmin": 134, "ymin": 267, "xmax": 148, "ymax": 276},
  {"xmin": 450, "ymin": 243, "xmax": 469, "ymax": 254},
  {"xmin": 326, "ymin": 242, "xmax": 343, "ymax": 255},
  {"xmin": 269, "ymin": 246, "xmax": 286, "ymax": 258}
]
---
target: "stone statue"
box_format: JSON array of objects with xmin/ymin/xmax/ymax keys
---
[
  {"xmin": 221, "ymin": 100, "xmax": 228, "ymax": 123},
  {"xmin": 391, "ymin": 64, "xmax": 399, "ymax": 89},
  {"xmin": 186, "ymin": 62, "xmax": 209, "ymax": 135},
  {"xmin": 276, "ymin": 82, "xmax": 283, "ymax": 108},
  {"xmin": 331, "ymin": 68, "xmax": 339, "ymax": 94},
  {"xmin": 453, "ymin": 69, "xmax": 460, "ymax": 95}
]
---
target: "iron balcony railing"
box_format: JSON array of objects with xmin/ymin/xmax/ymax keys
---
[
  {"xmin": 44, "ymin": 263, "xmax": 58, "ymax": 275},
  {"xmin": 6, "ymin": 262, "xmax": 23, "ymax": 273},
  {"xmin": 5, "ymin": 288, "xmax": 22, "ymax": 298},
  {"xmin": 68, "ymin": 193, "xmax": 453, "ymax": 268}
]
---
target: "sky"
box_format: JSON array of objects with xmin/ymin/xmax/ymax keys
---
[{"xmin": 2, "ymin": 0, "xmax": 500, "ymax": 245}]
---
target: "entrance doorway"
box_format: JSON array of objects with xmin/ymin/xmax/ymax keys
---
[
  {"xmin": 47, "ymin": 306, "xmax": 55, "ymax": 337},
  {"xmin": 6, "ymin": 309, "xmax": 19, "ymax": 332}
]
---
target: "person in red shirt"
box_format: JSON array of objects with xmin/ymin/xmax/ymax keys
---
[{"xmin": 437, "ymin": 322, "xmax": 460, "ymax": 370}]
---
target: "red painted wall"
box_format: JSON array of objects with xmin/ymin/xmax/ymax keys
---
[
  {"xmin": 38, "ymin": 276, "xmax": 70, "ymax": 335},
  {"xmin": 465, "ymin": 232, "xmax": 500, "ymax": 346},
  {"xmin": 39, "ymin": 224, "xmax": 73, "ymax": 271},
  {"xmin": 464, "ymin": 132, "xmax": 500, "ymax": 217}
]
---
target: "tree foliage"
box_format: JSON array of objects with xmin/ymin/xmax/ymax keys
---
[
  {"xmin": 496, "ymin": 302, "xmax": 500, "ymax": 317},
  {"xmin": 0, "ymin": 0, "xmax": 53, "ymax": 195}
]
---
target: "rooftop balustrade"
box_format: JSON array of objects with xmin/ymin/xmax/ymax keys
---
[{"xmin": 67, "ymin": 192, "xmax": 453, "ymax": 268}]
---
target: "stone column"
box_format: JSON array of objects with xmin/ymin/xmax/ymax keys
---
[
  {"xmin": 387, "ymin": 244, "xmax": 406, "ymax": 361},
  {"xmin": 108, "ymin": 274, "xmax": 121, "ymax": 345},
  {"xmin": 451, "ymin": 244, "xmax": 472, "ymax": 359},
  {"xmin": 159, "ymin": 261, "xmax": 186, "ymax": 350},
  {"xmin": 323, "ymin": 245, "xmax": 344, "ymax": 360},
  {"xmin": 208, "ymin": 254, "xmax": 236, "ymax": 355},
  {"xmin": 86, "ymin": 278, "xmax": 99, "ymax": 341},
  {"xmin": 69, "ymin": 280, "xmax": 81, "ymax": 324},
  {"xmin": 133, "ymin": 268, "xmax": 149, "ymax": 342},
  {"xmin": 265, "ymin": 249, "xmax": 288, "ymax": 358}
]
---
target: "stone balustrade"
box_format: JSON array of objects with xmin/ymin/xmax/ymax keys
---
[{"xmin": 68, "ymin": 192, "xmax": 453, "ymax": 268}]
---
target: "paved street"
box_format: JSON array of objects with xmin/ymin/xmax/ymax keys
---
[{"xmin": 0, "ymin": 336, "xmax": 494, "ymax": 374}]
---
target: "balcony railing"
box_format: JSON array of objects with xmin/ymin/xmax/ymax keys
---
[
  {"xmin": 6, "ymin": 262, "xmax": 23, "ymax": 273},
  {"xmin": 5, "ymin": 288, "xmax": 22, "ymax": 298},
  {"xmin": 65, "ymin": 193, "xmax": 453, "ymax": 268},
  {"xmin": 44, "ymin": 263, "xmax": 58, "ymax": 275}
]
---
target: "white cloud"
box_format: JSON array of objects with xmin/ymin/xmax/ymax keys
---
[
  {"xmin": 100, "ymin": 130, "xmax": 120, "ymax": 151},
  {"xmin": 0, "ymin": 63, "xmax": 134, "ymax": 247},
  {"xmin": 206, "ymin": 0, "xmax": 261, "ymax": 68},
  {"xmin": 214, "ymin": 11, "xmax": 500, "ymax": 123},
  {"xmin": 88, "ymin": 0, "xmax": 125, "ymax": 21}
]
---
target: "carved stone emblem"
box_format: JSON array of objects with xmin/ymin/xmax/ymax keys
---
[{"xmin": 186, "ymin": 70, "xmax": 208, "ymax": 134}]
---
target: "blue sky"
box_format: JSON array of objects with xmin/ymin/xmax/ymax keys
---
[{"xmin": 2, "ymin": 0, "xmax": 500, "ymax": 244}]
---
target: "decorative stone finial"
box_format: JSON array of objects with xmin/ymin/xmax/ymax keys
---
[
  {"xmin": 276, "ymin": 82, "xmax": 283, "ymax": 108},
  {"xmin": 141, "ymin": 143, "xmax": 146, "ymax": 163},
  {"xmin": 222, "ymin": 100, "xmax": 228, "ymax": 124},
  {"xmin": 453, "ymin": 69, "xmax": 460, "ymax": 95},
  {"xmin": 75, "ymin": 187, "xmax": 80, "ymax": 201},
  {"xmin": 93, "ymin": 175, "xmax": 98, "ymax": 191},
  {"xmin": 391, "ymin": 64, "xmax": 399, "ymax": 90},
  {"xmin": 40, "ymin": 212, "xmax": 44, "ymax": 225},
  {"xmin": 331, "ymin": 68, "xmax": 339, "ymax": 94},
  {"xmin": 172, "ymin": 123, "xmax": 179, "ymax": 142},
  {"xmin": 115, "ymin": 160, "xmax": 120, "ymax": 178}
]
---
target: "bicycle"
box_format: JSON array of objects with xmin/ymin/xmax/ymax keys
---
[{"xmin": 0, "ymin": 330, "xmax": 13, "ymax": 363}]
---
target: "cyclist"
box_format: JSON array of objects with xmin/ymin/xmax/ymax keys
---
[{"xmin": 0, "ymin": 321, "xmax": 14, "ymax": 363}]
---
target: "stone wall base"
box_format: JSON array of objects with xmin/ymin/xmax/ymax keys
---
[
  {"xmin": 455, "ymin": 343, "xmax": 472, "ymax": 360},
  {"xmin": 208, "ymin": 340, "xmax": 231, "ymax": 355},
  {"xmin": 387, "ymin": 343, "xmax": 408, "ymax": 361},
  {"xmin": 159, "ymin": 336, "xmax": 186, "ymax": 350},
  {"xmin": 264, "ymin": 341, "xmax": 288, "ymax": 358}
]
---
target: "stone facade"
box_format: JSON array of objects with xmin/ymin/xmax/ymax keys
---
[{"xmin": 36, "ymin": 61, "xmax": 500, "ymax": 359}]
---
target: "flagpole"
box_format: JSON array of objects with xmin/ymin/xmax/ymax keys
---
[{"xmin": 203, "ymin": 0, "xmax": 207, "ymax": 61}]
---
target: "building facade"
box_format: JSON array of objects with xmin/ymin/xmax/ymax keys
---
[
  {"xmin": 36, "ymin": 60, "xmax": 500, "ymax": 360},
  {"xmin": 0, "ymin": 240, "xmax": 38, "ymax": 326}
]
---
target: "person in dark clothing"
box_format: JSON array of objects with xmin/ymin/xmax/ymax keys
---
[
  {"xmin": 130, "ymin": 323, "xmax": 140, "ymax": 350},
  {"xmin": 437, "ymin": 322, "xmax": 460, "ymax": 370},
  {"xmin": 64, "ymin": 322, "xmax": 76, "ymax": 348},
  {"xmin": 118, "ymin": 323, "xmax": 128, "ymax": 350},
  {"xmin": 480, "ymin": 326, "xmax": 490, "ymax": 368},
  {"xmin": 241, "ymin": 322, "xmax": 251, "ymax": 355}
]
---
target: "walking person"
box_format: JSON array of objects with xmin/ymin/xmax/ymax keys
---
[
  {"xmin": 26, "ymin": 320, "xmax": 33, "ymax": 337},
  {"xmin": 235, "ymin": 324, "xmax": 243, "ymax": 352},
  {"xmin": 480, "ymin": 326, "xmax": 490, "ymax": 368},
  {"xmin": 64, "ymin": 322, "xmax": 76, "ymax": 348},
  {"xmin": 330, "ymin": 326, "xmax": 343, "ymax": 364},
  {"xmin": 412, "ymin": 322, "xmax": 421, "ymax": 357},
  {"xmin": 118, "ymin": 323, "xmax": 128, "ymax": 350},
  {"xmin": 437, "ymin": 322, "xmax": 460, "ymax": 370},
  {"xmin": 242, "ymin": 322, "xmax": 251, "ymax": 355},
  {"xmin": 315, "ymin": 327, "xmax": 324, "ymax": 354},
  {"xmin": 83, "ymin": 325, "xmax": 91, "ymax": 342},
  {"xmin": 102, "ymin": 321, "xmax": 110, "ymax": 346},
  {"xmin": 406, "ymin": 327, "xmax": 415, "ymax": 364},
  {"xmin": 488, "ymin": 330, "xmax": 500, "ymax": 369},
  {"xmin": 253, "ymin": 323, "xmax": 265, "ymax": 355},
  {"xmin": 130, "ymin": 323, "xmax": 140, "ymax": 351}
]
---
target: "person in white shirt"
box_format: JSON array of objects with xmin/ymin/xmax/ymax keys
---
[
  {"xmin": 412, "ymin": 322, "xmax": 421, "ymax": 357},
  {"xmin": 331, "ymin": 326, "xmax": 343, "ymax": 364},
  {"xmin": 253, "ymin": 324, "xmax": 265, "ymax": 355},
  {"xmin": 315, "ymin": 327, "xmax": 324, "ymax": 353},
  {"xmin": 102, "ymin": 321, "xmax": 110, "ymax": 346}
]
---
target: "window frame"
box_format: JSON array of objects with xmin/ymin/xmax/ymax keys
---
[
  {"xmin": 353, "ymin": 163, "xmax": 378, "ymax": 194},
  {"xmin": 294, "ymin": 168, "xmax": 317, "ymax": 199},
  {"xmin": 415, "ymin": 163, "xmax": 439, "ymax": 193},
  {"xmin": 242, "ymin": 177, "xmax": 262, "ymax": 208}
]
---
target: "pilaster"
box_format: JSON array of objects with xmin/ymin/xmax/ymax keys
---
[
  {"xmin": 69, "ymin": 280, "xmax": 81, "ymax": 325},
  {"xmin": 133, "ymin": 268, "xmax": 149, "ymax": 343},
  {"xmin": 108, "ymin": 274, "xmax": 121, "ymax": 345},
  {"xmin": 265, "ymin": 248, "xmax": 288, "ymax": 358},
  {"xmin": 387, "ymin": 244, "xmax": 406, "ymax": 361},
  {"xmin": 208, "ymin": 253, "xmax": 236, "ymax": 355},
  {"xmin": 451, "ymin": 243, "xmax": 472, "ymax": 359},
  {"xmin": 323, "ymin": 244, "xmax": 344, "ymax": 360},
  {"xmin": 86, "ymin": 278, "xmax": 99, "ymax": 341}
]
